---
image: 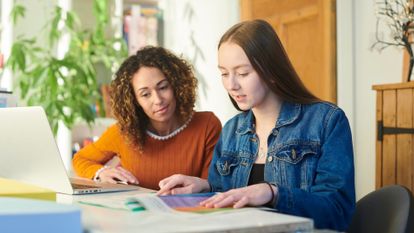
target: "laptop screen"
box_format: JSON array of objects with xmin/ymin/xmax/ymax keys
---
[{"xmin": 0, "ymin": 107, "xmax": 73, "ymax": 194}]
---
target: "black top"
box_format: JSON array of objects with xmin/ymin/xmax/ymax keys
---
[{"xmin": 248, "ymin": 163, "xmax": 265, "ymax": 185}]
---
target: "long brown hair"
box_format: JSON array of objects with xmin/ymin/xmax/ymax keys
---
[
  {"xmin": 218, "ymin": 19, "xmax": 319, "ymax": 111},
  {"xmin": 111, "ymin": 46, "xmax": 197, "ymax": 149}
]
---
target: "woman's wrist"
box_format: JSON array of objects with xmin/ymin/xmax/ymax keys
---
[
  {"xmin": 200, "ymin": 179, "xmax": 211, "ymax": 193},
  {"xmin": 93, "ymin": 165, "xmax": 109, "ymax": 181},
  {"xmin": 263, "ymin": 181, "xmax": 277, "ymax": 207}
]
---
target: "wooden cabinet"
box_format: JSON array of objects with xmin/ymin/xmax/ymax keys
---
[{"xmin": 373, "ymin": 82, "xmax": 414, "ymax": 193}]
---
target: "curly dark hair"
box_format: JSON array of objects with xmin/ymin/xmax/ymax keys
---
[{"xmin": 110, "ymin": 46, "xmax": 197, "ymax": 149}]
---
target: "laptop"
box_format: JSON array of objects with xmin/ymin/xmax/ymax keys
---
[{"xmin": 0, "ymin": 106, "xmax": 139, "ymax": 194}]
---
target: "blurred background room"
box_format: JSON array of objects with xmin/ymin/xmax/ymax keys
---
[{"xmin": 0, "ymin": 0, "xmax": 412, "ymax": 202}]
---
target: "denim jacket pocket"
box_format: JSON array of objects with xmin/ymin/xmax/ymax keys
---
[
  {"xmin": 273, "ymin": 143, "xmax": 319, "ymax": 164},
  {"xmin": 216, "ymin": 152, "xmax": 240, "ymax": 176},
  {"xmin": 270, "ymin": 142, "xmax": 320, "ymax": 189}
]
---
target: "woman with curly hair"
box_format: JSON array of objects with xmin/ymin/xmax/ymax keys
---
[{"xmin": 72, "ymin": 46, "xmax": 222, "ymax": 190}]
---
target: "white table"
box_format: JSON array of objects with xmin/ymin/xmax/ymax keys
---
[{"xmin": 57, "ymin": 188, "xmax": 313, "ymax": 233}]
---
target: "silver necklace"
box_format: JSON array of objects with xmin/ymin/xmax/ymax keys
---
[
  {"xmin": 146, "ymin": 113, "xmax": 193, "ymax": 141},
  {"xmin": 258, "ymin": 146, "xmax": 266, "ymax": 158}
]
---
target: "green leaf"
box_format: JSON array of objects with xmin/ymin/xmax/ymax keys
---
[
  {"xmin": 19, "ymin": 79, "xmax": 29, "ymax": 98},
  {"xmin": 48, "ymin": 6, "xmax": 63, "ymax": 46},
  {"xmin": 29, "ymin": 65, "xmax": 49, "ymax": 86},
  {"xmin": 8, "ymin": 42, "xmax": 27, "ymax": 71},
  {"xmin": 47, "ymin": 66, "xmax": 58, "ymax": 98},
  {"xmin": 93, "ymin": 0, "xmax": 108, "ymax": 25},
  {"xmin": 66, "ymin": 11, "xmax": 81, "ymax": 31},
  {"xmin": 8, "ymin": 0, "xmax": 128, "ymax": 134},
  {"xmin": 10, "ymin": 5, "xmax": 26, "ymax": 25}
]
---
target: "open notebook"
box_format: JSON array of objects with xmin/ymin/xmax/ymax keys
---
[{"xmin": 0, "ymin": 106, "xmax": 139, "ymax": 194}]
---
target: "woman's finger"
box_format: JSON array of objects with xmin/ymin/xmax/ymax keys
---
[
  {"xmin": 201, "ymin": 193, "xmax": 227, "ymax": 207},
  {"xmin": 170, "ymin": 186, "xmax": 192, "ymax": 195},
  {"xmin": 116, "ymin": 167, "xmax": 138, "ymax": 184},
  {"xmin": 233, "ymin": 196, "xmax": 249, "ymax": 208},
  {"xmin": 158, "ymin": 176, "xmax": 173, "ymax": 189},
  {"xmin": 157, "ymin": 189, "xmax": 172, "ymax": 196},
  {"xmin": 111, "ymin": 171, "xmax": 129, "ymax": 183},
  {"xmin": 157, "ymin": 177, "xmax": 182, "ymax": 195},
  {"xmin": 214, "ymin": 194, "xmax": 236, "ymax": 208}
]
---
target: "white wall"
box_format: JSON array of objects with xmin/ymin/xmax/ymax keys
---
[
  {"xmin": 337, "ymin": 1, "xmax": 355, "ymax": 134},
  {"xmin": 160, "ymin": 0, "xmax": 240, "ymax": 124},
  {"xmin": 0, "ymin": 0, "xmax": 13, "ymax": 90},
  {"xmin": 1, "ymin": 0, "xmax": 53, "ymax": 90},
  {"xmin": 338, "ymin": 0, "xmax": 403, "ymax": 200}
]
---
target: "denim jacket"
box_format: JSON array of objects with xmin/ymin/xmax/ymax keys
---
[{"xmin": 208, "ymin": 101, "xmax": 355, "ymax": 231}]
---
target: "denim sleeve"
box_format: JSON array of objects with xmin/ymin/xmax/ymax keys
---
[
  {"xmin": 207, "ymin": 132, "xmax": 224, "ymax": 192},
  {"xmin": 274, "ymin": 108, "xmax": 356, "ymax": 231}
]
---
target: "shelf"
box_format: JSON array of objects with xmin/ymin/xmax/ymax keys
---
[
  {"xmin": 123, "ymin": 0, "xmax": 158, "ymax": 8},
  {"xmin": 71, "ymin": 118, "xmax": 116, "ymax": 145}
]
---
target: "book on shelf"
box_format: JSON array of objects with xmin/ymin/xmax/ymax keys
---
[
  {"xmin": 0, "ymin": 53, "xmax": 3, "ymax": 69},
  {"xmin": 100, "ymin": 84, "xmax": 113, "ymax": 118},
  {"xmin": 0, "ymin": 90, "xmax": 17, "ymax": 108},
  {"xmin": 123, "ymin": 4, "xmax": 163, "ymax": 55}
]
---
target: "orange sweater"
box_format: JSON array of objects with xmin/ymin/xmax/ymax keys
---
[{"xmin": 72, "ymin": 112, "xmax": 221, "ymax": 190}]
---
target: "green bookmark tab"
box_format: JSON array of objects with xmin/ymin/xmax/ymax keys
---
[{"xmin": 125, "ymin": 198, "xmax": 146, "ymax": 212}]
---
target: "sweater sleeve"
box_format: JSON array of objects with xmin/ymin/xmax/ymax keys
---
[
  {"xmin": 72, "ymin": 124, "xmax": 121, "ymax": 179},
  {"xmin": 200, "ymin": 113, "xmax": 222, "ymax": 179}
]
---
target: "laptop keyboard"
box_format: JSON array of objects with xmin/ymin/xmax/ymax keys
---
[{"xmin": 72, "ymin": 183, "xmax": 101, "ymax": 189}]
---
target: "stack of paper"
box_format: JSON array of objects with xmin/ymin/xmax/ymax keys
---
[
  {"xmin": 0, "ymin": 197, "xmax": 82, "ymax": 233},
  {"xmin": 0, "ymin": 177, "xmax": 56, "ymax": 201}
]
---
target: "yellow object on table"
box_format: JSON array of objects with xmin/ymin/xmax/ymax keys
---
[{"xmin": 0, "ymin": 177, "xmax": 56, "ymax": 201}]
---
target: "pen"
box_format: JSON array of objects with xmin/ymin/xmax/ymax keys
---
[{"xmin": 125, "ymin": 198, "xmax": 146, "ymax": 212}]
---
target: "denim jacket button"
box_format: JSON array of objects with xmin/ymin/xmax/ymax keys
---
[
  {"xmin": 250, "ymin": 138, "xmax": 257, "ymax": 142},
  {"xmin": 223, "ymin": 161, "xmax": 228, "ymax": 171},
  {"xmin": 291, "ymin": 149, "xmax": 297, "ymax": 160},
  {"xmin": 267, "ymin": 156, "xmax": 273, "ymax": 162}
]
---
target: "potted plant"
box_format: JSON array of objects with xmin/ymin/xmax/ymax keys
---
[
  {"xmin": 6, "ymin": 0, "xmax": 127, "ymax": 134},
  {"xmin": 372, "ymin": 0, "xmax": 414, "ymax": 82}
]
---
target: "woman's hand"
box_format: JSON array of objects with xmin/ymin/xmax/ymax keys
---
[
  {"xmin": 157, "ymin": 174, "xmax": 210, "ymax": 195},
  {"xmin": 200, "ymin": 183, "xmax": 277, "ymax": 208},
  {"xmin": 98, "ymin": 166, "xmax": 139, "ymax": 185}
]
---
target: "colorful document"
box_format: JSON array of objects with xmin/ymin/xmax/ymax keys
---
[
  {"xmin": 158, "ymin": 192, "xmax": 214, "ymax": 208},
  {"xmin": 127, "ymin": 193, "xmax": 232, "ymax": 213},
  {"xmin": 158, "ymin": 193, "xmax": 231, "ymax": 213},
  {"xmin": 78, "ymin": 192, "xmax": 231, "ymax": 214}
]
